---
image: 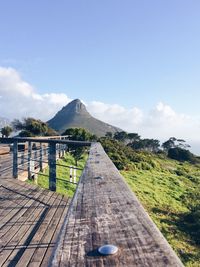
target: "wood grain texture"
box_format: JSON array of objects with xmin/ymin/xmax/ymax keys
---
[
  {"xmin": 51, "ymin": 143, "xmax": 183, "ymax": 267},
  {"xmin": 0, "ymin": 175, "xmax": 69, "ymax": 267}
]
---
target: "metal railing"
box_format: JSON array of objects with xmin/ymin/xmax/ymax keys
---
[{"xmin": 0, "ymin": 137, "xmax": 91, "ymax": 192}]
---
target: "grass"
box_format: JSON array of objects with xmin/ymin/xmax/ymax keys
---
[
  {"xmin": 121, "ymin": 156, "xmax": 200, "ymax": 267},
  {"xmin": 28, "ymin": 152, "xmax": 87, "ymax": 197}
]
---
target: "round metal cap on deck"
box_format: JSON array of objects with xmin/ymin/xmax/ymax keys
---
[{"xmin": 98, "ymin": 244, "xmax": 118, "ymax": 256}]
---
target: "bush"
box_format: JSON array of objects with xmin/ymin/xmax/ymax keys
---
[
  {"xmin": 168, "ymin": 147, "xmax": 195, "ymax": 162},
  {"xmin": 175, "ymin": 168, "xmax": 187, "ymax": 176},
  {"xmin": 140, "ymin": 162, "xmax": 152, "ymax": 170}
]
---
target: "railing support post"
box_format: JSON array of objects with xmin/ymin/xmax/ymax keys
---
[
  {"xmin": 73, "ymin": 167, "xmax": 76, "ymax": 183},
  {"xmin": 62, "ymin": 144, "xmax": 65, "ymax": 157},
  {"xmin": 70, "ymin": 166, "xmax": 72, "ymax": 182},
  {"xmin": 13, "ymin": 141, "xmax": 18, "ymax": 179},
  {"xmin": 39, "ymin": 143, "xmax": 43, "ymax": 172},
  {"xmin": 58, "ymin": 144, "xmax": 61, "ymax": 158},
  {"xmin": 28, "ymin": 141, "xmax": 32, "ymax": 179},
  {"xmin": 49, "ymin": 142, "xmax": 56, "ymax": 191}
]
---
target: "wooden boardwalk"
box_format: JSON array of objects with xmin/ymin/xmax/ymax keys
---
[
  {"xmin": 52, "ymin": 143, "xmax": 183, "ymax": 267},
  {"xmin": 0, "ymin": 175, "xmax": 70, "ymax": 267}
]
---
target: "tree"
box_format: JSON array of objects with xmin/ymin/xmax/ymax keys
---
[
  {"xmin": 62, "ymin": 128, "xmax": 94, "ymax": 141},
  {"xmin": 177, "ymin": 139, "xmax": 191, "ymax": 149},
  {"xmin": 12, "ymin": 118, "xmax": 57, "ymax": 137},
  {"xmin": 1, "ymin": 126, "xmax": 12, "ymax": 137},
  {"xmin": 62, "ymin": 128, "xmax": 95, "ymax": 165},
  {"xmin": 162, "ymin": 137, "xmax": 177, "ymax": 152},
  {"xmin": 128, "ymin": 138, "xmax": 160, "ymax": 152},
  {"xmin": 127, "ymin": 133, "xmax": 140, "ymax": 142},
  {"xmin": 12, "ymin": 119, "xmax": 24, "ymax": 131},
  {"xmin": 105, "ymin": 131, "xmax": 113, "ymax": 138},
  {"xmin": 168, "ymin": 147, "xmax": 195, "ymax": 162},
  {"xmin": 114, "ymin": 131, "xmax": 128, "ymax": 142},
  {"xmin": 70, "ymin": 147, "xmax": 84, "ymax": 166},
  {"xmin": 162, "ymin": 137, "xmax": 191, "ymax": 152}
]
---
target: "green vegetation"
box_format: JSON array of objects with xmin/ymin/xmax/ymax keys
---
[
  {"xmin": 99, "ymin": 137, "xmax": 161, "ymax": 170},
  {"xmin": 1, "ymin": 125, "xmax": 12, "ymax": 137},
  {"xmin": 121, "ymin": 155, "xmax": 200, "ymax": 267},
  {"xmin": 99, "ymin": 135, "xmax": 200, "ymax": 266},
  {"xmin": 63, "ymin": 128, "xmax": 95, "ymax": 165},
  {"xmin": 100, "ymin": 135, "xmax": 199, "ymax": 170},
  {"xmin": 12, "ymin": 117, "xmax": 58, "ymax": 137},
  {"xmin": 168, "ymin": 147, "xmax": 196, "ymax": 163},
  {"xmin": 62, "ymin": 127, "xmax": 97, "ymax": 141},
  {"xmin": 29, "ymin": 152, "xmax": 87, "ymax": 197}
]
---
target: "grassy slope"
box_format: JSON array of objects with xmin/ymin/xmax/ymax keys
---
[
  {"xmin": 121, "ymin": 155, "xmax": 200, "ymax": 267},
  {"xmin": 29, "ymin": 152, "xmax": 87, "ymax": 197}
]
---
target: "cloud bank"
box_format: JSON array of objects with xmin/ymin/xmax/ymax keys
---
[
  {"xmin": 87, "ymin": 101, "xmax": 200, "ymax": 154},
  {"xmin": 0, "ymin": 67, "xmax": 72, "ymax": 120},
  {"xmin": 0, "ymin": 66, "xmax": 200, "ymax": 154}
]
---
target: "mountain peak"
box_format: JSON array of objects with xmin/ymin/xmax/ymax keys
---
[
  {"xmin": 47, "ymin": 99, "xmax": 122, "ymax": 136},
  {"xmin": 67, "ymin": 99, "xmax": 87, "ymax": 114}
]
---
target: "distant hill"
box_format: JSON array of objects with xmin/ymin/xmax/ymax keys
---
[
  {"xmin": 47, "ymin": 99, "xmax": 122, "ymax": 136},
  {"xmin": 0, "ymin": 117, "xmax": 10, "ymax": 129}
]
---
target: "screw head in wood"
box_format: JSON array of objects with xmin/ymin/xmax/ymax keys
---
[
  {"xmin": 98, "ymin": 244, "xmax": 118, "ymax": 255},
  {"xmin": 95, "ymin": 176, "xmax": 104, "ymax": 180}
]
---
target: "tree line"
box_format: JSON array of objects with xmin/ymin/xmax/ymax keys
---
[
  {"xmin": 0, "ymin": 117, "xmax": 57, "ymax": 138},
  {"xmin": 0, "ymin": 117, "xmax": 195, "ymax": 163}
]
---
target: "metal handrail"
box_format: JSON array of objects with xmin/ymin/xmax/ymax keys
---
[{"xmin": 0, "ymin": 137, "xmax": 90, "ymax": 191}]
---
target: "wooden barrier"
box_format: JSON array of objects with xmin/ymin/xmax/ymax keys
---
[{"xmin": 51, "ymin": 143, "xmax": 183, "ymax": 267}]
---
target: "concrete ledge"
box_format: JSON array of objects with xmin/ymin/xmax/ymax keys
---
[{"xmin": 51, "ymin": 142, "xmax": 183, "ymax": 267}]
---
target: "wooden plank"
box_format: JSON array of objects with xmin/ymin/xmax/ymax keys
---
[
  {"xmin": 39, "ymin": 197, "xmax": 69, "ymax": 267},
  {"xmin": 0, "ymin": 184, "xmax": 45, "ymax": 234},
  {"xmin": 51, "ymin": 143, "xmax": 184, "ymax": 267},
  {"xmin": 13, "ymin": 194, "xmax": 62, "ymax": 266},
  {"xmin": 0, "ymin": 172, "xmax": 70, "ymax": 267},
  {"xmin": 0, "ymin": 183, "xmax": 41, "ymax": 224},
  {"xmin": 0, "ymin": 188, "xmax": 54, "ymax": 265},
  {"xmin": 29, "ymin": 196, "xmax": 70, "ymax": 266},
  {"xmin": 2, "ymin": 190, "xmax": 58, "ymax": 266}
]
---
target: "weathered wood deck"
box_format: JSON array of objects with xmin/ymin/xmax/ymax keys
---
[
  {"xmin": 0, "ymin": 175, "xmax": 70, "ymax": 267},
  {"xmin": 51, "ymin": 143, "xmax": 183, "ymax": 267}
]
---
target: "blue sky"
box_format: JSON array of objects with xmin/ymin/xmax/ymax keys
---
[{"xmin": 0, "ymin": 1, "xmax": 200, "ymax": 153}]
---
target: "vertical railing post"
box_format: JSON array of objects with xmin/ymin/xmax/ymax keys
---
[
  {"xmin": 21, "ymin": 153, "xmax": 24, "ymax": 168},
  {"xmin": 70, "ymin": 166, "xmax": 72, "ymax": 182},
  {"xmin": 13, "ymin": 141, "xmax": 18, "ymax": 179},
  {"xmin": 39, "ymin": 143, "xmax": 43, "ymax": 172},
  {"xmin": 55, "ymin": 144, "xmax": 57, "ymax": 160},
  {"xmin": 73, "ymin": 167, "xmax": 76, "ymax": 183},
  {"xmin": 62, "ymin": 144, "xmax": 65, "ymax": 157},
  {"xmin": 58, "ymin": 144, "xmax": 61, "ymax": 158},
  {"xmin": 34, "ymin": 149, "xmax": 37, "ymax": 162},
  {"xmin": 28, "ymin": 141, "xmax": 32, "ymax": 179},
  {"xmin": 49, "ymin": 142, "xmax": 56, "ymax": 191}
]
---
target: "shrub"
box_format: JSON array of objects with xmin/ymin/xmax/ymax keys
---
[{"xmin": 168, "ymin": 147, "xmax": 195, "ymax": 162}]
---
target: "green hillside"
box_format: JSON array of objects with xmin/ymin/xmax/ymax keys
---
[
  {"xmin": 100, "ymin": 138, "xmax": 200, "ymax": 267},
  {"xmin": 122, "ymin": 158, "xmax": 200, "ymax": 266}
]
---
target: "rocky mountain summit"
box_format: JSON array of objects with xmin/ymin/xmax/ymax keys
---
[{"xmin": 47, "ymin": 99, "xmax": 121, "ymax": 136}]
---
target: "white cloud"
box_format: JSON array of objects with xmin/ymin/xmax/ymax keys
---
[
  {"xmin": 88, "ymin": 100, "xmax": 200, "ymax": 139},
  {"xmin": 0, "ymin": 66, "xmax": 200, "ymax": 154},
  {"xmin": 0, "ymin": 67, "xmax": 72, "ymax": 120},
  {"xmin": 87, "ymin": 101, "xmax": 143, "ymax": 130},
  {"xmin": 87, "ymin": 101, "xmax": 200, "ymax": 154},
  {"xmin": 142, "ymin": 102, "xmax": 200, "ymax": 143}
]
